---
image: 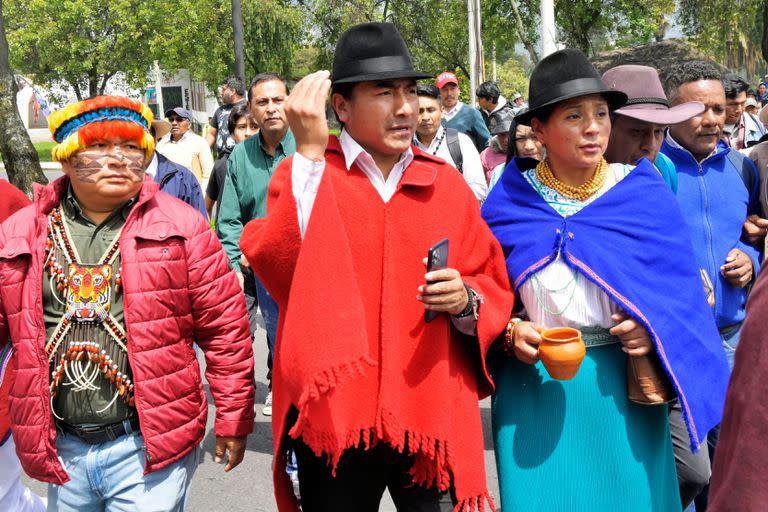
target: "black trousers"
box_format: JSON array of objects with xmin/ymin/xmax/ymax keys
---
[
  {"xmin": 293, "ymin": 439, "xmax": 454, "ymax": 512},
  {"xmin": 668, "ymin": 399, "xmax": 711, "ymax": 508}
]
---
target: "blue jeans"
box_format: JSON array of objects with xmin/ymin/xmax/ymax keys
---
[
  {"xmin": 253, "ymin": 275, "xmax": 279, "ymax": 377},
  {"xmin": 242, "ymin": 268, "xmax": 261, "ymax": 340},
  {"xmin": 48, "ymin": 421, "xmax": 199, "ymax": 511},
  {"xmin": 720, "ymin": 322, "xmax": 741, "ymax": 370}
]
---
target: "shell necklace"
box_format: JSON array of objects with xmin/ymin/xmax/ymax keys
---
[{"xmin": 536, "ymin": 157, "xmax": 608, "ymax": 201}]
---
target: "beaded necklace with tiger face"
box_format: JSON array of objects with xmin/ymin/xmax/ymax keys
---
[
  {"xmin": 45, "ymin": 205, "xmax": 133, "ymax": 411},
  {"xmin": 45, "ymin": 206, "xmax": 123, "ymax": 295}
]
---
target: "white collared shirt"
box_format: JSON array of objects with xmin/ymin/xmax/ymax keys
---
[
  {"xmin": 145, "ymin": 153, "xmax": 158, "ymax": 179},
  {"xmin": 292, "ymin": 129, "xmax": 413, "ymax": 237},
  {"xmin": 155, "ymin": 130, "xmax": 214, "ymax": 190},
  {"xmin": 664, "ymin": 131, "xmax": 719, "ymax": 162},
  {"xmin": 413, "ymin": 125, "xmax": 488, "ymax": 202},
  {"xmin": 442, "ymin": 102, "xmax": 463, "ymax": 122}
]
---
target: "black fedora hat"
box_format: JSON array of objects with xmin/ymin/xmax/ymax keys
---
[
  {"xmin": 332, "ymin": 22, "xmax": 432, "ymax": 85},
  {"xmin": 515, "ymin": 48, "xmax": 627, "ymax": 126}
]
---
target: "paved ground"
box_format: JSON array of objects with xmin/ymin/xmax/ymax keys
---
[{"xmin": 23, "ymin": 316, "xmax": 501, "ymax": 511}]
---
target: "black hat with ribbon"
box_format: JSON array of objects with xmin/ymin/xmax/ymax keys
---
[
  {"xmin": 331, "ymin": 22, "xmax": 432, "ymax": 85},
  {"xmin": 515, "ymin": 48, "xmax": 628, "ymax": 126}
]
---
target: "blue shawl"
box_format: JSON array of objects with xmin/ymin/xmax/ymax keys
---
[{"xmin": 481, "ymin": 157, "xmax": 729, "ymax": 450}]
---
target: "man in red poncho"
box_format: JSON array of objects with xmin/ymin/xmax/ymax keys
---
[{"xmin": 239, "ymin": 22, "xmax": 514, "ymax": 512}]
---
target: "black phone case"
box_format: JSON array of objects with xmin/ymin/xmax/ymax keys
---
[{"xmin": 425, "ymin": 239, "xmax": 449, "ymax": 322}]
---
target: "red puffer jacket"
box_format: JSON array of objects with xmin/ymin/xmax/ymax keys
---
[{"xmin": 0, "ymin": 176, "xmax": 254, "ymax": 484}]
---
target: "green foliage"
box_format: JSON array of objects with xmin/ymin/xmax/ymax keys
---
[
  {"xmin": 677, "ymin": 0, "xmax": 766, "ymax": 79},
  {"xmin": 554, "ymin": 0, "xmax": 676, "ymax": 55},
  {"xmin": 481, "ymin": 0, "xmax": 541, "ymax": 63},
  {"xmin": 300, "ymin": 0, "xmax": 380, "ymax": 70},
  {"xmin": 292, "ymin": 47, "xmax": 322, "ymax": 79},
  {"xmin": 389, "ymin": 0, "xmax": 470, "ymax": 77},
  {"xmin": 474, "ymin": 0, "xmax": 676, "ymax": 61},
  {"xmin": 155, "ymin": 0, "xmax": 231, "ymax": 92},
  {"xmin": 4, "ymin": 0, "xmax": 305, "ymax": 99},
  {"xmin": 243, "ymin": 0, "xmax": 304, "ymax": 77},
  {"xmin": 300, "ymin": 0, "xmax": 473, "ymax": 79},
  {"xmin": 493, "ymin": 57, "xmax": 531, "ymax": 98},
  {"xmin": 159, "ymin": 0, "xmax": 305, "ymax": 89},
  {"xmin": 2, "ymin": 0, "xmax": 726, "ymax": 104},
  {"xmin": 4, "ymin": 0, "xmax": 163, "ymax": 99},
  {"xmin": 34, "ymin": 141, "xmax": 54, "ymax": 162}
]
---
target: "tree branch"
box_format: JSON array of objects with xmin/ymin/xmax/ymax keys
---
[
  {"xmin": 411, "ymin": 31, "xmax": 468, "ymax": 76},
  {"xmin": 98, "ymin": 72, "xmax": 116, "ymax": 96},
  {"xmin": 509, "ymin": 0, "xmax": 539, "ymax": 63}
]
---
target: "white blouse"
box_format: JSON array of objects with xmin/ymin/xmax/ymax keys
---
[{"xmin": 518, "ymin": 164, "xmax": 632, "ymax": 329}]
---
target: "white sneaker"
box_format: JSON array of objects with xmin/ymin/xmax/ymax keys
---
[{"xmin": 262, "ymin": 391, "xmax": 272, "ymax": 416}]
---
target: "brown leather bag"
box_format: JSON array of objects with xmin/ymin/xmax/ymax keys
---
[{"xmin": 627, "ymin": 354, "xmax": 676, "ymax": 405}]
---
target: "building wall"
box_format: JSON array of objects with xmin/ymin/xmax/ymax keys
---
[{"xmin": 145, "ymin": 69, "xmax": 219, "ymax": 130}]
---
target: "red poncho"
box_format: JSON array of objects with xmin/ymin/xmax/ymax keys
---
[
  {"xmin": 240, "ymin": 137, "xmax": 513, "ymax": 511},
  {"xmin": 0, "ymin": 178, "xmax": 30, "ymax": 223}
]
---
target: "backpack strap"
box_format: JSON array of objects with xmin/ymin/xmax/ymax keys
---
[
  {"xmin": 726, "ymin": 149, "xmax": 757, "ymax": 197},
  {"xmin": 728, "ymin": 148, "xmax": 759, "ymax": 213},
  {"xmin": 445, "ymin": 128, "xmax": 464, "ymax": 174}
]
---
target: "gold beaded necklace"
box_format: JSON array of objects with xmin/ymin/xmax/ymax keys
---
[{"xmin": 536, "ymin": 158, "xmax": 609, "ymax": 201}]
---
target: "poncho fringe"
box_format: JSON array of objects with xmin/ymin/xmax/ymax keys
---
[{"xmin": 290, "ymin": 382, "xmax": 497, "ymax": 512}]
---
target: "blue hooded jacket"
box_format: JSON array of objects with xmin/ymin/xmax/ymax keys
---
[
  {"xmin": 153, "ymin": 153, "xmax": 207, "ymax": 219},
  {"xmin": 660, "ymin": 137, "xmax": 760, "ymax": 329},
  {"xmin": 481, "ymin": 157, "xmax": 729, "ymax": 450}
]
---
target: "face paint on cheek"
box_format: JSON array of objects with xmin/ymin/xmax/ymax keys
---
[
  {"xmin": 71, "ymin": 151, "xmax": 108, "ymax": 183},
  {"xmin": 123, "ymin": 152, "xmax": 146, "ymax": 178}
]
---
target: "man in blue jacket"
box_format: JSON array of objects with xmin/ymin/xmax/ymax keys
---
[
  {"xmin": 661, "ymin": 62, "xmax": 760, "ymax": 355},
  {"xmin": 148, "ymin": 120, "xmax": 207, "ymax": 218},
  {"xmin": 661, "ymin": 60, "xmax": 761, "ymax": 511}
]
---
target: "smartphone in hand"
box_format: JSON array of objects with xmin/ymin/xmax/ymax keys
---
[
  {"xmin": 425, "ymin": 238, "xmax": 449, "ymax": 323},
  {"xmin": 700, "ymin": 268, "xmax": 715, "ymax": 308}
]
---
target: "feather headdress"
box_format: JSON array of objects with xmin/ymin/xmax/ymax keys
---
[{"xmin": 48, "ymin": 96, "xmax": 155, "ymax": 162}]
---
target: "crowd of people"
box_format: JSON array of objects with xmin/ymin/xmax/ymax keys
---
[{"xmin": 1, "ymin": 20, "xmax": 767, "ymax": 512}]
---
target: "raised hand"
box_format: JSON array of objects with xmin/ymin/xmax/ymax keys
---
[{"xmin": 285, "ymin": 70, "xmax": 332, "ymax": 161}]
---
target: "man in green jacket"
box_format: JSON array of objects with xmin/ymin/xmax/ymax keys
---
[{"xmin": 217, "ymin": 72, "xmax": 295, "ymax": 415}]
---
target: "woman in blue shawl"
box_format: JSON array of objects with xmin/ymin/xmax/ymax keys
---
[{"xmin": 481, "ymin": 49, "xmax": 730, "ymax": 511}]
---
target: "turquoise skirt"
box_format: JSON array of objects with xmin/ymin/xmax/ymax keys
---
[{"xmin": 492, "ymin": 343, "xmax": 681, "ymax": 511}]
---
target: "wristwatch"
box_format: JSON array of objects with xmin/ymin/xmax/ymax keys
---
[{"xmin": 453, "ymin": 285, "xmax": 477, "ymax": 318}]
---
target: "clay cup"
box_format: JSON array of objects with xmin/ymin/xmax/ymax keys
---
[{"xmin": 538, "ymin": 327, "xmax": 586, "ymax": 380}]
